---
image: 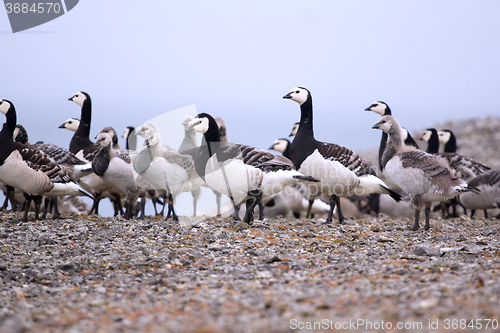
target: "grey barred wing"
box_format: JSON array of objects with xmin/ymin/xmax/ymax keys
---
[
  {"xmin": 19, "ymin": 147, "xmax": 73, "ymax": 183},
  {"xmin": 317, "ymin": 142, "xmax": 373, "ymax": 176}
]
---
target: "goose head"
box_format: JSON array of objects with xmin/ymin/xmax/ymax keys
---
[
  {"xmin": 0, "ymin": 99, "xmax": 12, "ymax": 115},
  {"xmin": 289, "ymin": 122, "xmax": 299, "ymax": 137},
  {"xmin": 68, "ymin": 91, "xmax": 89, "ymax": 107},
  {"xmin": 188, "ymin": 114, "xmax": 210, "ymax": 134},
  {"xmin": 99, "ymin": 126, "xmax": 119, "ymax": 146},
  {"xmin": 269, "ymin": 138, "xmax": 290, "ymax": 153},
  {"xmin": 58, "ymin": 118, "xmax": 80, "ymax": 131},
  {"xmin": 438, "ymin": 130, "xmax": 452, "ymax": 145},
  {"xmin": 13, "ymin": 124, "xmax": 28, "ymax": 144},
  {"xmin": 365, "ymin": 101, "xmax": 390, "ymax": 116},
  {"xmin": 95, "ymin": 132, "xmax": 113, "ymax": 148},
  {"xmin": 420, "ymin": 129, "xmax": 435, "ymax": 142},
  {"xmin": 182, "ymin": 115, "xmax": 194, "ymax": 130},
  {"xmin": 372, "ymin": 115, "xmax": 397, "ymax": 133},
  {"xmin": 122, "ymin": 126, "xmax": 135, "ymax": 139},
  {"xmin": 136, "ymin": 123, "xmax": 161, "ymax": 147},
  {"xmin": 283, "ymin": 87, "xmax": 310, "ymax": 105}
]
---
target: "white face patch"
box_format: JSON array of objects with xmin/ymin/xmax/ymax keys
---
[
  {"xmin": 70, "ymin": 91, "xmax": 87, "ymax": 107},
  {"xmin": 367, "ymin": 101, "xmax": 386, "ymax": 116},
  {"xmin": 438, "ymin": 131, "xmax": 451, "ymax": 144},
  {"xmin": 122, "ymin": 128, "xmax": 130, "ymax": 139},
  {"xmin": 290, "ymin": 123, "xmax": 299, "ymax": 136},
  {"xmin": 63, "ymin": 118, "xmax": 80, "ymax": 132},
  {"xmin": 96, "ymin": 132, "xmax": 112, "ymax": 147},
  {"xmin": 420, "ymin": 130, "xmax": 432, "ymax": 142},
  {"xmin": 271, "ymin": 139, "xmax": 289, "ymax": 153},
  {"xmin": 0, "ymin": 100, "xmax": 12, "ymax": 115},
  {"xmin": 285, "ymin": 87, "xmax": 309, "ymax": 105},
  {"xmin": 190, "ymin": 117, "xmax": 209, "ymax": 134}
]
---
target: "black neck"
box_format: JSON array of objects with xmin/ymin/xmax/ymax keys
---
[
  {"xmin": 444, "ymin": 134, "xmax": 456, "ymax": 153},
  {"xmin": 296, "ymin": 97, "xmax": 314, "ymax": 139},
  {"xmin": 69, "ymin": 98, "xmax": 94, "ymax": 154},
  {"xmin": 378, "ymin": 132, "xmax": 388, "ymax": 170},
  {"xmin": 426, "ymin": 130, "xmax": 439, "ymax": 154}
]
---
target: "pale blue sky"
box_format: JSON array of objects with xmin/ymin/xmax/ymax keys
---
[{"xmin": 2, "ymin": 1, "xmax": 499, "ymax": 216}]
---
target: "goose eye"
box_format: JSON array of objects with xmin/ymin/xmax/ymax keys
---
[{"xmin": 295, "ymin": 90, "xmax": 300, "ymax": 93}]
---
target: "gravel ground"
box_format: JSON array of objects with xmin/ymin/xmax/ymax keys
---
[{"xmin": 1, "ymin": 212, "xmax": 500, "ymax": 333}]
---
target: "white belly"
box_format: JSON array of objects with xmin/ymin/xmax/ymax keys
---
[{"xmin": 298, "ymin": 150, "xmax": 359, "ymax": 197}]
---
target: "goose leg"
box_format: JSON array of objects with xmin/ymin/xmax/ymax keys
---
[
  {"xmin": 424, "ymin": 205, "xmax": 431, "ymax": 230},
  {"xmin": 52, "ymin": 198, "xmax": 60, "ymax": 219},
  {"xmin": 470, "ymin": 209, "xmax": 476, "ymax": 218},
  {"xmin": 32, "ymin": 195, "xmax": 42, "ymax": 221},
  {"xmin": 335, "ymin": 196, "xmax": 345, "ymax": 224},
  {"xmin": 1, "ymin": 186, "xmax": 16, "ymax": 211},
  {"xmin": 230, "ymin": 197, "xmax": 241, "ymax": 221},
  {"xmin": 214, "ymin": 191, "xmax": 222, "ymax": 217},
  {"xmin": 90, "ymin": 193, "xmax": 102, "ymax": 215},
  {"xmin": 41, "ymin": 197, "xmax": 50, "ymax": 219},
  {"xmin": 324, "ymin": 196, "xmax": 337, "ymax": 224},
  {"xmin": 412, "ymin": 208, "xmax": 420, "ymax": 230},
  {"xmin": 22, "ymin": 193, "xmax": 31, "ymax": 222},
  {"xmin": 306, "ymin": 199, "xmax": 314, "ymax": 218},
  {"xmin": 484, "ymin": 210, "xmax": 489, "ymax": 219}
]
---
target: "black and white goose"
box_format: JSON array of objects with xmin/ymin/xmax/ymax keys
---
[
  {"xmin": 372, "ymin": 115, "xmax": 475, "ymax": 230},
  {"xmin": 0, "ymin": 99, "xmax": 92, "ymax": 221},
  {"xmin": 189, "ymin": 112, "xmax": 318, "ymax": 223},
  {"xmin": 122, "ymin": 126, "xmax": 137, "ymax": 151},
  {"xmin": 438, "ymin": 129, "xmax": 457, "ymax": 153},
  {"xmin": 67, "ymin": 92, "xmax": 101, "ymax": 161},
  {"xmin": 420, "ymin": 128, "xmax": 440, "ymax": 154},
  {"xmin": 93, "ymin": 130, "xmax": 142, "ymax": 219},
  {"xmin": 283, "ymin": 87, "xmax": 401, "ymax": 224}
]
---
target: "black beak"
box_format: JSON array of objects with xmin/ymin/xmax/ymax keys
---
[
  {"xmin": 364, "ymin": 107, "xmax": 372, "ymax": 111},
  {"xmin": 58, "ymin": 123, "xmax": 66, "ymax": 129},
  {"xmin": 188, "ymin": 120, "xmax": 201, "ymax": 130},
  {"xmin": 68, "ymin": 96, "xmax": 73, "ymax": 101},
  {"xmin": 372, "ymin": 123, "xmax": 380, "ymax": 130},
  {"xmin": 268, "ymin": 145, "xmax": 275, "ymax": 150},
  {"xmin": 283, "ymin": 93, "xmax": 292, "ymax": 99}
]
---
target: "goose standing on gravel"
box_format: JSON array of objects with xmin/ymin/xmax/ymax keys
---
[
  {"xmin": 372, "ymin": 115, "xmax": 475, "ymax": 230},
  {"xmin": 134, "ymin": 123, "xmax": 202, "ymax": 221},
  {"xmin": 0, "ymin": 99, "xmax": 92, "ymax": 221},
  {"xmin": 283, "ymin": 87, "xmax": 401, "ymax": 224},
  {"xmin": 67, "ymin": 92, "xmax": 122, "ymax": 215},
  {"xmin": 12, "ymin": 124, "xmax": 93, "ymax": 218},
  {"xmin": 93, "ymin": 130, "xmax": 142, "ymax": 219},
  {"xmin": 189, "ymin": 112, "xmax": 320, "ymax": 224}
]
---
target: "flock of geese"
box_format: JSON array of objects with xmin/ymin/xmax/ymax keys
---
[{"xmin": 0, "ymin": 87, "xmax": 498, "ymax": 231}]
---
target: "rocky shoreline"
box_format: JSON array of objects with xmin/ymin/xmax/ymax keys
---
[{"xmin": 1, "ymin": 212, "xmax": 499, "ymax": 332}]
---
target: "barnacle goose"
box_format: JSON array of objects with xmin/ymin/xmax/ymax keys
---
[
  {"xmin": 134, "ymin": 123, "xmax": 202, "ymax": 221},
  {"xmin": 283, "ymin": 87, "xmax": 401, "ymax": 224},
  {"xmin": 458, "ymin": 170, "xmax": 500, "ymax": 218},
  {"xmin": 364, "ymin": 101, "xmax": 419, "ymax": 171},
  {"xmin": 93, "ymin": 130, "xmax": 143, "ymax": 219},
  {"xmin": 0, "ymin": 99, "xmax": 92, "ymax": 221},
  {"xmin": 189, "ymin": 112, "xmax": 319, "ymax": 223},
  {"xmin": 420, "ymin": 128, "xmax": 440, "ymax": 154},
  {"xmin": 438, "ymin": 129, "xmax": 457, "ymax": 153},
  {"xmin": 122, "ymin": 126, "xmax": 137, "ymax": 151},
  {"xmin": 372, "ymin": 115, "xmax": 476, "ymax": 230},
  {"xmin": 67, "ymin": 92, "xmax": 125, "ymax": 216},
  {"xmin": 12, "ymin": 124, "xmax": 93, "ymax": 218}
]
